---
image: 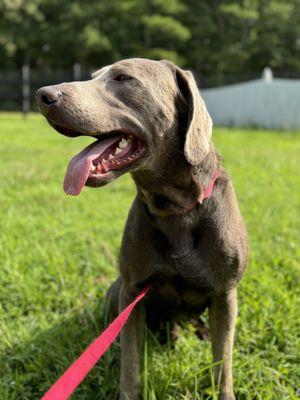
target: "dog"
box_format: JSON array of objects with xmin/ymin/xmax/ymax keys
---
[{"xmin": 36, "ymin": 58, "xmax": 248, "ymax": 400}]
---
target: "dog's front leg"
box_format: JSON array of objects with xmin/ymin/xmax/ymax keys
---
[
  {"xmin": 119, "ymin": 283, "xmax": 145, "ymax": 400},
  {"xmin": 209, "ymin": 288, "xmax": 237, "ymax": 400}
]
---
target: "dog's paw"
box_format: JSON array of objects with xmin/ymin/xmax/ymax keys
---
[{"xmin": 191, "ymin": 317, "xmax": 210, "ymax": 341}]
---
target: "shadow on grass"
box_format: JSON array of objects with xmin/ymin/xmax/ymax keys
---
[
  {"xmin": 1, "ymin": 297, "xmax": 121, "ymax": 400},
  {"xmin": 2, "ymin": 300, "xmax": 221, "ymax": 400}
]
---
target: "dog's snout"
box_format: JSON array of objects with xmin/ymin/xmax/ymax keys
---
[{"xmin": 36, "ymin": 86, "xmax": 62, "ymax": 107}]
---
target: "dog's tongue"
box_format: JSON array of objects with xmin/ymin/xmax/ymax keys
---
[{"xmin": 63, "ymin": 135, "xmax": 120, "ymax": 196}]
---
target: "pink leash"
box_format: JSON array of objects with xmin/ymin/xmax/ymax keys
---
[
  {"xmin": 40, "ymin": 171, "xmax": 221, "ymax": 400},
  {"xmin": 41, "ymin": 286, "xmax": 150, "ymax": 400}
]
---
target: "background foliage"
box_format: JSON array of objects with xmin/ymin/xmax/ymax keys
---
[{"xmin": 1, "ymin": 0, "xmax": 300, "ymax": 85}]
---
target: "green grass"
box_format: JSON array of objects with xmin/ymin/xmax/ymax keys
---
[{"xmin": 0, "ymin": 113, "xmax": 299, "ymax": 399}]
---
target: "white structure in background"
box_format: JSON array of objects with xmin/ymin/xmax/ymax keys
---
[
  {"xmin": 262, "ymin": 66, "xmax": 273, "ymax": 83},
  {"xmin": 201, "ymin": 68, "xmax": 300, "ymax": 130}
]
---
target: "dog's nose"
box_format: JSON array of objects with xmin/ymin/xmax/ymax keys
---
[{"xmin": 36, "ymin": 86, "xmax": 62, "ymax": 107}]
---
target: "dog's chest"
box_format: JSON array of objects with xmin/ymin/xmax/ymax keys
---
[
  {"xmin": 143, "ymin": 223, "xmax": 217, "ymax": 308},
  {"xmin": 148, "ymin": 272, "xmax": 212, "ymax": 314},
  {"xmin": 150, "ymin": 222, "xmax": 214, "ymax": 281}
]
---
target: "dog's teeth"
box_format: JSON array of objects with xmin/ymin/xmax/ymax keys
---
[
  {"xmin": 90, "ymin": 165, "xmax": 96, "ymax": 172},
  {"xmin": 115, "ymin": 147, "xmax": 122, "ymax": 154},
  {"xmin": 108, "ymin": 154, "xmax": 114, "ymax": 160},
  {"xmin": 119, "ymin": 138, "xmax": 128, "ymax": 149}
]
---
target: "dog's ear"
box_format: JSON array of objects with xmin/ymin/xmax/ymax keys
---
[
  {"xmin": 161, "ymin": 60, "xmax": 212, "ymax": 165},
  {"xmin": 176, "ymin": 68, "xmax": 212, "ymax": 165}
]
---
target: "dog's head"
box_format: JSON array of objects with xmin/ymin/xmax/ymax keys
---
[{"xmin": 36, "ymin": 58, "xmax": 212, "ymax": 195}]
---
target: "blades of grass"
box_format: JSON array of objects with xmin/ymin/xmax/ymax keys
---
[{"xmin": 143, "ymin": 326, "xmax": 148, "ymax": 400}]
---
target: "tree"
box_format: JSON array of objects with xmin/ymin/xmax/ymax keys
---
[{"xmin": 0, "ymin": 0, "xmax": 299, "ymax": 85}]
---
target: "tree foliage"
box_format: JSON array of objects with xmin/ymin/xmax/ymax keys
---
[{"xmin": 0, "ymin": 0, "xmax": 299, "ymax": 84}]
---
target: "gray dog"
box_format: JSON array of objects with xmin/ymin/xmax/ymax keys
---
[{"xmin": 37, "ymin": 58, "xmax": 248, "ymax": 400}]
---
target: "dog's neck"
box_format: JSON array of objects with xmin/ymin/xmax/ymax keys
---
[{"xmin": 131, "ymin": 143, "xmax": 220, "ymax": 216}]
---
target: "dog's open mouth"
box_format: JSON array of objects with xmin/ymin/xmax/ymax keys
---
[{"xmin": 60, "ymin": 129, "xmax": 145, "ymax": 196}]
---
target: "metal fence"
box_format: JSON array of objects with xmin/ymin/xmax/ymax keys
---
[
  {"xmin": 0, "ymin": 64, "xmax": 90, "ymax": 114},
  {"xmin": 0, "ymin": 64, "xmax": 262, "ymax": 114},
  {"xmin": 1, "ymin": 64, "xmax": 300, "ymax": 130}
]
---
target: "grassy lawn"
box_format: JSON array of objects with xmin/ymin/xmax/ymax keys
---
[{"xmin": 0, "ymin": 113, "xmax": 299, "ymax": 400}]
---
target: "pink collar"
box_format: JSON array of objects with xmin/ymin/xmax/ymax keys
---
[
  {"xmin": 181, "ymin": 170, "xmax": 220, "ymax": 213},
  {"xmin": 200, "ymin": 170, "xmax": 221, "ymax": 202},
  {"xmin": 174, "ymin": 170, "xmax": 221, "ymax": 213}
]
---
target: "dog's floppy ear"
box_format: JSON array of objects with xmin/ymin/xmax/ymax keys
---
[
  {"xmin": 176, "ymin": 68, "xmax": 212, "ymax": 165},
  {"xmin": 162, "ymin": 61, "xmax": 212, "ymax": 165}
]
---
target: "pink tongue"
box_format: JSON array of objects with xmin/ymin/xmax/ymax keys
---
[{"xmin": 63, "ymin": 135, "xmax": 121, "ymax": 196}]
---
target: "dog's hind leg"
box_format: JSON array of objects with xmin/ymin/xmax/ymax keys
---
[
  {"xmin": 209, "ymin": 288, "xmax": 237, "ymax": 400},
  {"xmin": 104, "ymin": 277, "xmax": 122, "ymax": 324},
  {"xmin": 191, "ymin": 317, "xmax": 210, "ymax": 341}
]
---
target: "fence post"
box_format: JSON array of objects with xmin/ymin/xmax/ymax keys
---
[
  {"xmin": 22, "ymin": 64, "xmax": 30, "ymax": 117},
  {"xmin": 73, "ymin": 62, "xmax": 82, "ymax": 81},
  {"xmin": 262, "ymin": 67, "xmax": 273, "ymax": 83}
]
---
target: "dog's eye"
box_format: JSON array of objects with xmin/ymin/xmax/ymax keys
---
[{"xmin": 113, "ymin": 74, "xmax": 133, "ymax": 82}]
